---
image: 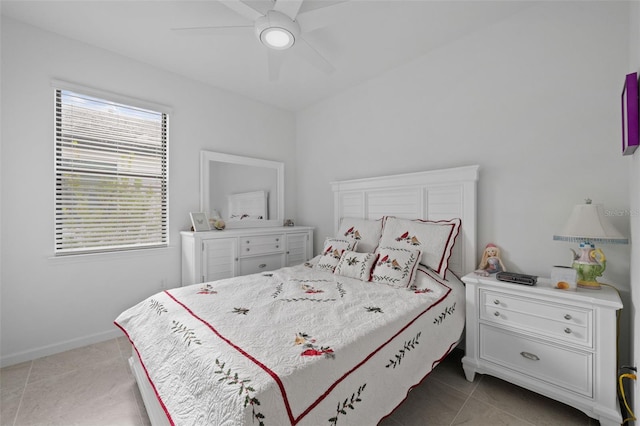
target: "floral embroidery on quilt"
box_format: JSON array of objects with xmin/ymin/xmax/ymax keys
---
[
  {"xmin": 414, "ymin": 288, "xmax": 433, "ymax": 294},
  {"xmin": 232, "ymin": 307, "xmax": 249, "ymax": 315},
  {"xmin": 433, "ymin": 303, "xmax": 457, "ymax": 325},
  {"xmin": 385, "ymin": 331, "xmax": 421, "ymax": 369},
  {"xmin": 273, "ymin": 279, "xmax": 339, "ymax": 302},
  {"xmin": 149, "ymin": 299, "xmax": 167, "ymax": 315},
  {"xmin": 301, "ymin": 284, "xmax": 324, "ymax": 294},
  {"xmin": 295, "ymin": 332, "xmax": 335, "ymax": 359},
  {"xmin": 171, "ymin": 320, "xmax": 202, "ymax": 346},
  {"xmin": 280, "ymin": 297, "xmax": 337, "ymax": 303},
  {"xmin": 197, "ymin": 284, "xmax": 218, "ymax": 295},
  {"xmin": 290, "ymin": 279, "xmax": 333, "ymax": 284},
  {"xmin": 364, "ymin": 306, "xmax": 383, "ymax": 314},
  {"xmin": 213, "ymin": 359, "xmax": 265, "ymax": 426},
  {"xmin": 271, "ymin": 283, "xmax": 283, "ymax": 298},
  {"xmin": 328, "ymin": 383, "xmax": 367, "ymax": 425},
  {"xmin": 395, "ymin": 231, "xmax": 421, "ymax": 246}
]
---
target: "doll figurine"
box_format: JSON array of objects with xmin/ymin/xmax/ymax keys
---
[{"xmin": 475, "ymin": 243, "xmax": 506, "ymax": 277}]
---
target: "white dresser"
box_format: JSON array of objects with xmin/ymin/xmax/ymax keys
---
[
  {"xmin": 181, "ymin": 226, "xmax": 314, "ymax": 286},
  {"xmin": 461, "ymin": 273, "xmax": 622, "ymax": 426}
]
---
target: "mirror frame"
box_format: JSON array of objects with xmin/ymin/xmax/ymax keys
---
[{"xmin": 200, "ymin": 151, "xmax": 285, "ymax": 229}]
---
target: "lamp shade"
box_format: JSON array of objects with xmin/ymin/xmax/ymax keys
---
[{"xmin": 553, "ymin": 202, "xmax": 628, "ymax": 244}]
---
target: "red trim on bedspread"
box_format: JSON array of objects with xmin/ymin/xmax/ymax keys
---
[
  {"xmin": 164, "ymin": 290, "xmax": 298, "ymax": 424},
  {"xmin": 113, "ymin": 322, "xmax": 175, "ymax": 426},
  {"xmin": 163, "ymin": 278, "xmax": 454, "ymax": 425},
  {"xmin": 297, "ymin": 281, "xmax": 453, "ymax": 421}
]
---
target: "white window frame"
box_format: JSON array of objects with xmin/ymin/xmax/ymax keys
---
[{"xmin": 53, "ymin": 81, "xmax": 170, "ymax": 255}]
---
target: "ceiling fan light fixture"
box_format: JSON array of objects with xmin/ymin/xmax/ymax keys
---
[
  {"xmin": 261, "ymin": 27, "xmax": 294, "ymax": 49},
  {"xmin": 255, "ymin": 10, "xmax": 300, "ymax": 50}
]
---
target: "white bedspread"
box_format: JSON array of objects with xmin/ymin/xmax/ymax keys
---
[{"xmin": 115, "ymin": 263, "xmax": 464, "ymax": 426}]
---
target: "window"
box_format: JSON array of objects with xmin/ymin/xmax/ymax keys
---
[{"xmin": 54, "ymin": 88, "xmax": 168, "ymax": 255}]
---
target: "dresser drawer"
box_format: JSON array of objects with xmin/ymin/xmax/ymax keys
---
[
  {"xmin": 238, "ymin": 253, "xmax": 285, "ymax": 275},
  {"xmin": 239, "ymin": 235, "xmax": 284, "ymax": 256},
  {"xmin": 480, "ymin": 324, "xmax": 593, "ymax": 397},
  {"xmin": 480, "ymin": 289, "xmax": 592, "ymax": 348}
]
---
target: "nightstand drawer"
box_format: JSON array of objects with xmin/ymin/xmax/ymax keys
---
[
  {"xmin": 240, "ymin": 235, "xmax": 285, "ymax": 256},
  {"xmin": 480, "ymin": 289, "xmax": 592, "ymax": 348},
  {"xmin": 480, "ymin": 324, "xmax": 593, "ymax": 397}
]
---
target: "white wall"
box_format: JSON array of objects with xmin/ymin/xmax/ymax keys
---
[
  {"xmin": 627, "ymin": 0, "xmax": 640, "ymax": 420},
  {"xmin": 296, "ymin": 2, "xmax": 633, "ymax": 361},
  {"xmin": 0, "ymin": 17, "xmax": 296, "ymax": 366}
]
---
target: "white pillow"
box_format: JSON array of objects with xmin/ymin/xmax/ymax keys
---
[
  {"xmin": 378, "ymin": 217, "xmax": 461, "ymax": 279},
  {"xmin": 334, "ymin": 251, "xmax": 378, "ymax": 281},
  {"xmin": 337, "ymin": 217, "xmax": 383, "ymax": 253},
  {"xmin": 370, "ymin": 246, "xmax": 421, "ymax": 288},
  {"xmin": 315, "ymin": 238, "xmax": 358, "ymax": 273}
]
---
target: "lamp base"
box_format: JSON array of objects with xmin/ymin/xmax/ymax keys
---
[
  {"xmin": 571, "ymin": 245, "xmax": 606, "ymax": 291},
  {"xmin": 577, "ymin": 279, "xmax": 601, "ymax": 290}
]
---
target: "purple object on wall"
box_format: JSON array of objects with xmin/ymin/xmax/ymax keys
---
[{"xmin": 622, "ymin": 72, "xmax": 638, "ymax": 156}]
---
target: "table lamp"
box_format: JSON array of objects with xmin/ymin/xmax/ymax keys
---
[{"xmin": 553, "ymin": 199, "xmax": 628, "ymax": 289}]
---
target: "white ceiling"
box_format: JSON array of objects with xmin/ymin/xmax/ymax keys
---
[{"xmin": 1, "ymin": 0, "xmax": 535, "ymax": 111}]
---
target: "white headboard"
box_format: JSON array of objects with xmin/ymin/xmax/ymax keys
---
[{"xmin": 331, "ymin": 165, "xmax": 479, "ymax": 276}]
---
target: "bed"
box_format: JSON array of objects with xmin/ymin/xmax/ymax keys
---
[{"xmin": 115, "ymin": 165, "xmax": 479, "ymax": 426}]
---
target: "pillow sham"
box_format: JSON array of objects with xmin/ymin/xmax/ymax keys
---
[
  {"xmin": 378, "ymin": 217, "xmax": 461, "ymax": 279},
  {"xmin": 370, "ymin": 246, "xmax": 421, "ymax": 288},
  {"xmin": 334, "ymin": 251, "xmax": 378, "ymax": 281},
  {"xmin": 337, "ymin": 217, "xmax": 383, "ymax": 253},
  {"xmin": 411, "ymin": 266, "xmax": 448, "ymax": 294},
  {"xmin": 315, "ymin": 238, "xmax": 358, "ymax": 273}
]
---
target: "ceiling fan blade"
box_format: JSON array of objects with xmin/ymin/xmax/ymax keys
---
[
  {"xmin": 171, "ymin": 25, "xmax": 253, "ymax": 36},
  {"xmin": 296, "ymin": 0, "xmax": 351, "ymax": 33},
  {"xmin": 267, "ymin": 49, "xmax": 286, "ymax": 82},
  {"xmin": 219, "ymin": 0, "xmax": 264, "ymax": 21},
  {"xmin": 295, "ymin": 37, "xmax": 335, "ymax": 75},
  {"xmin": 272, "ymin": 0, "xmax": 304, "ymax": 20}
]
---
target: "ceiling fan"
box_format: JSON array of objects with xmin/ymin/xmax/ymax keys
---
[{"xmin": 173, "ymin": 0, "xmax": 345, "ymax": 81}]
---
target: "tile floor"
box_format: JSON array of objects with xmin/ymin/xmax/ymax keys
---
[{"xmin": 0, "ymin": 338, "xmax": 599, "ymax": 426}]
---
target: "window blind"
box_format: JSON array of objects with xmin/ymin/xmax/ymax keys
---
[{"xmin": 54, "ymin": 89, "xmax": 168, "ymax": 255}]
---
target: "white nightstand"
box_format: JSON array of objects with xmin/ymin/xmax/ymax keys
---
[{"xmin": 461, "ymin": 273, "xmax": 623, "ymax": 426}]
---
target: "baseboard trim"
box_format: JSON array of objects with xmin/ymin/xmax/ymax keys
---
[{"xmin": 1, "ymin": 329, "xmax": 122, "ymax": 368}]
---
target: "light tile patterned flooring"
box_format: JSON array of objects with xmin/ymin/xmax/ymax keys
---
[{"xmin": 0, "ymin": 337, "xmax": 598, "ymax": 425}]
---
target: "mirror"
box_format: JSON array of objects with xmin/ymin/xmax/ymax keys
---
[{"xmin": 200, "ymin": 151, "xmax": 284, "ymax": 229}]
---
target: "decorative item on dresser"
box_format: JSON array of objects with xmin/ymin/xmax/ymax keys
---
[
  {"xmin": 189, "ymin": 212, "xmax": 210, "ymax": 232},
  {"xmin": 461, "ymin": 273, "xmax": 623, "ymax": 426},
  {"xmin": 181, "ymin": 226, "xmax": 314, "ymax": 285}
]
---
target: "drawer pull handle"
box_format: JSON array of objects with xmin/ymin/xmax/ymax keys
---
[
  {"xmin": 276, "ymin": 245, "xmax": 279, "ymax": 249},
  {"xmin": 564, "ymin": 328, "xmax": 572, "ymax": 334},
  {"xmin": 246, "ymin": 240, "xmax": 250, "ymax": 244},
  {"xmin": 493, "ymin": 300, "xmax": 500, "ymax": 305},
  {"xmin": 246, "ymin": 248, "xmax": 250, "ymax": 252},
  {"xmin": 494, "ymin": 311, "xmax": 500, "ymax": 317},
  {"xmin": 276, "ymin": 238, "xmax": 279, "ymax": 242},
  {"xmin": 258, "ymin": 264, "xmax": 267, "ymax": 269},
  {"xmin": 520, "ymin": 352, "xmax": 540, "ymax": 361},
  {"xmin": 564, "ymin": 314, "xmax": 572, "ymax": 320}
]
